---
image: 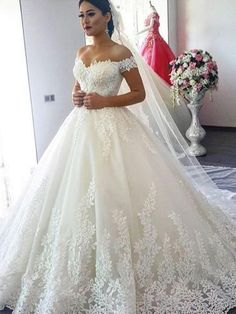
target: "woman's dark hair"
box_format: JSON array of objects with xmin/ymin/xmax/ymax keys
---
[{"xmin": 79, "ymin": 0, "xmax": 114, "ymax": 37}]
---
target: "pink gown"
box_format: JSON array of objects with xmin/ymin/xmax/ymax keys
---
[{"xmin": 140, "ymin": 12, "xmax": 175, "ymax": 85}]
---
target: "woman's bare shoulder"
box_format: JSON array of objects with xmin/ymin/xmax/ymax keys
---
[
  {"xmin": 110, "ymin": 43, "xmax": 133, "ymax": 61},
  {"xmin": 76, "ymin": 45, "xmax": 92, "ymax": 58}
]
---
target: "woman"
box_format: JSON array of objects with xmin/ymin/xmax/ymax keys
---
[{"xmin": 0, "ymin": 0, "xmax": 236, "ymax": 313}]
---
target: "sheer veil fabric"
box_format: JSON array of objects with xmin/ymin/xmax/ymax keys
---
[{"xmin": 110, "ymin": 1, "xmax": 236, "ymax": 216}]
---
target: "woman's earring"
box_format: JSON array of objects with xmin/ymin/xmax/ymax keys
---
[{"xmin": 105, "ymin": 24, "xmax": 109, "ymax": 34}]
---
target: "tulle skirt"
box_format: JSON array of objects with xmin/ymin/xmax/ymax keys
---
[{"xmin": 0, "ymin": 106, "xmax": 236, "ymax": 313}]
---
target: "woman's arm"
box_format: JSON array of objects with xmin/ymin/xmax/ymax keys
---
[
  {"xmin": 72, "ymin": 46, "xmax": 88, "ymax": 107},
  {"xmin": 72, "ymin": 80, "xmax": 86, "ymax": 107},
  {"xmin": 105, "ymin": 68, "xmax": 146, "ymax": 107},
  {"xmin": 72, "ymin": 80, "xmax": 80, "ymax": 97},
  {"xmin": 72, "ymin": 81, "xmax": 86, "ymax": 107}
]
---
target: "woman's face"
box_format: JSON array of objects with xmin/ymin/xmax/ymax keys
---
[{"xmin": 79, "ymin": 1, "xmax": 110, "ymax": 37}]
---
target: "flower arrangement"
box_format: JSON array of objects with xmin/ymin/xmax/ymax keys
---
[{"xmin": 169, "ymin": 49, "xmax": 218, "ymax": 104}]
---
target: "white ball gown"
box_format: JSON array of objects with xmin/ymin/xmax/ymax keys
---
[{"xmin": 0, "ymin": 56, "xmax": 236, "ymax": 314}]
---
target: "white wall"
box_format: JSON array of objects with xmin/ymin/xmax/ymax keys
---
[
  {"xmin": 0, "ymin": 0, "xmax": 37, "ymax": 208},
  {"xmin": 167, "ymin": 0, "xmax": 177, "ymax": 53},
  {"xmin": 21, "ymin": 0, "xmax": 85, "ymax": 159},
  {"xmin": 175, "ymin": 0, "xmax": 236, "ymax": 127}
]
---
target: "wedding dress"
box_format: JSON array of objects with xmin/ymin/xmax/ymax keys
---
[{"xmin": 0, "ymin": 54, "xmax": 236, "ymax": 314}]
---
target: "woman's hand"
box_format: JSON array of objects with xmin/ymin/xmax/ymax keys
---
[
  {"xmin": 72, "ymin": 90, "xmax": 86, "ymax": 107},
  {"xmin": 83, "ymin": 93, "xmax": 107, "ymax": 110}
]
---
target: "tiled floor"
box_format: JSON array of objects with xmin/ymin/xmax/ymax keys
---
[
  {"xmin": 1, "ymin": 127, "xmax": 236, "ymax": 314},
  {"xmin": 198, "ymin": 126, "xmax": 236, "ymax": 168}
]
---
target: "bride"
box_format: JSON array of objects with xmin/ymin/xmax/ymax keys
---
[{"xmin": 0, "ymin": 0, "xmax": 236, "ymax": 313}]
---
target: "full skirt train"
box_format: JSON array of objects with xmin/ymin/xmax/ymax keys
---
[{"xmin": 0, "ymin": 107, "xmax": 236, "ymax": 313}]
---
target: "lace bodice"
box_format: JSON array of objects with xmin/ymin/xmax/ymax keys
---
[{"xmin": 73, "ymin": 56, "xmax": 138, "ymax": 96}]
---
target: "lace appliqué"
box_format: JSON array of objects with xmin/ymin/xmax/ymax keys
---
[
  {"xmin": 94, "ymin": 108, "xmax": 136, "ymax": 159},
  {"xmin": 1, "ymin": 180, "xmax": 236, "ymax": 313},
  {"xmin": 72, "ymin": 107, "xmax": 87, "ymax": 146},
  {"xmin": 8, "ymin": 179, "xmax": 96, "ymax": 314},
  {"xmin": 0, "ymin": 178, "xmax": 50, "ymax": 312},
  {"xmin": 134, "ymin": 183, "xmax": 160, "ymax": 289},
  {"xmin": 119, "ymin": 56, "xmax": 138, "ymax": 73},
  {"xmin": 2, "ymin": 54, "xmax": 236, "ymax": 314},
  {"xmin": 134, "ymin": 183, "xmax": 236, "ymax": 314},
  {"xmin": 73, "ymin": 59, "xmax": 123, "ymax": 97}
]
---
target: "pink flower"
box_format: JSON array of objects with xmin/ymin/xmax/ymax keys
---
[
  {"xmin": 191, "ymin": 49, "xmax": 199, "ymax": 53},
  {"xmin": 195, "ymin": 54, "xmax": 203, "ymax": 61},
  {"xmin": 196, "ymin": 83, "xmax": 203, "ymax": 92},
  {"xmin": 183, "ymin": 80, "xmax": 189, "ymax": 87},
  {"xmin": 189, "ymin": 62, "xmax": 196, "ymax": 70},
  {"xmin": 207, "ymin": 61, "xmax": 215, "ymax": 70}
]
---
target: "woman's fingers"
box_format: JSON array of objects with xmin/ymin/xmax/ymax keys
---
[
  {"xmin": 83, "ymin": 95, "xmax": 91, "ymax": 108},
  {"xmin": 73, "ymin": 92, "xmax": 100, "ymax": 109},
  {"xmin": 72, "ymin": 94, "xmax": 80, "ymax": 106},
  {"xmin": 83, "ymin": 93, "xmax": 103, "ymax": 109},
  {"xmin": 72, "ymin": 91, "xmax": 86, "ymax": 106}
]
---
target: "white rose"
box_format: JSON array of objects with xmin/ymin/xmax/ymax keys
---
[
  {"xmin": 184, "ymin": 56, "xmax": 191, "ymax": 63},
  {"xmin": 190, "ymin": 79, "xmax": 196, "ymax": 86},
  {"xmin": 203, "ymin": 56, "xmax": 209, "ymax": 62},
  {"xmin": 177, "ymin": 68, "xmax": 183, "ymax": 75}
]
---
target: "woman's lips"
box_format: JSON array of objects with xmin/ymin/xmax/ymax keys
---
[{"xmin": 84, "ymin": 26, "xmax": 92, "ymax": 31}]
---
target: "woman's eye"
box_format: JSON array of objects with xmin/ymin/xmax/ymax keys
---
[{"xmin": 78, "ymin": 12, "xmax": 95, "ymax": 18}]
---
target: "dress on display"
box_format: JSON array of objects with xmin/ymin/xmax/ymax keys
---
[
  {"xmin": 0, "ymin": 56, "xmax": 236, "ymax": 313},
  {"xmin": 140, "ymin": 11, "xmax": 175, "ymax": 85}
]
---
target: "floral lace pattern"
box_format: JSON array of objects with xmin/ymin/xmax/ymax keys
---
[
  {"xmin": 93, "ymin": 107, "xmax": 157, "ymax": 159},
  {"xmin": 1, "ymin": 56, "xmax": 236, "ymax": 313},
  {"xmin": 71, "ymin": 105, "xmax": 158, "ymax": 159},
  {"xmin": 72, "ymin": 58, "xmax": 158, "ymax": 158},
  {"xmin": 119, "ymin": 56, "xmax": 138, "ymax": 73},
  {"xmin": 73, "ymin": 56, "xmax": 137, "ymax": 97},
  {"xmin": 1, "ymin": 180, "xmax": 236, "ymax": 313},
  {"xmin": 0, "ymin": 177, "xmax": 50, "ymax": 311}
]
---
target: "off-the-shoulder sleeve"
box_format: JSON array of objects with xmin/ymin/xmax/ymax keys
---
[{"xmin": 119, "ymin": 56, "xmax": 138, "ymax": 73}]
